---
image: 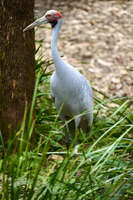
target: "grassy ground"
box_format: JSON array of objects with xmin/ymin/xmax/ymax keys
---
[{"xmin": 0, "ymin": 53, "xmax": 133, "ymax": 200}]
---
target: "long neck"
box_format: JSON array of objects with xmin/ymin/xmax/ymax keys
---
[{"xmin": 51, "ymin": 19, "xmax": 64, "ymax": 71}]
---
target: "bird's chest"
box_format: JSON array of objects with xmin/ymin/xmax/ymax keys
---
[
  {"xmin": 51, "ymin": 74, "xmax": 83, "ymax": 115},
  {"xmin": 53, "ymin": 75, "xmax": 80, "ymax": 100}
]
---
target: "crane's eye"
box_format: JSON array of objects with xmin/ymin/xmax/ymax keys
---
[{"xmin": 53, "ymin": 15, "xmax": 58, "ymax": 19}]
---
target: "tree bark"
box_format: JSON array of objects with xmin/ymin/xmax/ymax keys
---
[{"xmin": 0, "ymin": 0, "xmax": 35, "ymax": 141}]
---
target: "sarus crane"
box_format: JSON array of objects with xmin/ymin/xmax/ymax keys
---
[{"xmin": 24, "ymin": 10, "xmax": 93, "ymax": 148}]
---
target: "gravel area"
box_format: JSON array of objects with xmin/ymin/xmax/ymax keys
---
[{"xmin": 35, "ymin": 0, "xmax": 133, "ymax": 97}]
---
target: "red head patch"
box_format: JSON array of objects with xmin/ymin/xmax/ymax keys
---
[{"xmin": 56, "ymin": 11, "xmax": 63, "ymax": 19}]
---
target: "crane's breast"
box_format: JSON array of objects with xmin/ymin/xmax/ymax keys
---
[{"xmin": 50, "ymin": 70, "xmax": 93, "ymax": 117}]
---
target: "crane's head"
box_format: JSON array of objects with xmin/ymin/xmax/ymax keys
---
[{"xmin": 23, "ymin": 10, "xmax": 63, "ymax": 32}]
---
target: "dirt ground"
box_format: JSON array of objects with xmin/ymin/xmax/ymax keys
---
[{"xmin": 35, "ymin": 0, "xmax": 133, "ymax": 98}]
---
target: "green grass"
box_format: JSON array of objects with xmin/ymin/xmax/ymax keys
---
[{"xmin": 0, "ymin": 52, "xmax": 133, "ymax": 200}]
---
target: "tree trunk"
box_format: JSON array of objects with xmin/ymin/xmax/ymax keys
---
[{"xmin": 0, "ymin": 0, "xmax": 35, "ymax": 141}]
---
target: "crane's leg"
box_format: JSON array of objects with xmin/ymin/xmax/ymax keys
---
[
  {"xmin": 67, "ymin": 116, "xmax": 81, "ymax": 153},
  {"xmin": 73, "ymin": 117, "xmax": 80, "ymax": 154},
  {"xmin": 67, "ymin": 116, "xmax": 81, "ymax": 149},
  {"xmin": 65, "ymin": 119, "xmax": 75, "ymax": 149},
  {"xmin": 62, "ymin": 115, "xmax": 80, "ymax": 150},
  {"xmin": 60, "ymin": 115, "xmax": 72, "ymax": 149},
  {"xmin": 64, "ymin": 121, "xmax": 70, "ymax": 149}
]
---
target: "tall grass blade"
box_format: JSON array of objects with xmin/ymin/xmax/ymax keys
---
[{"xmin": 27, "ymin": 70, "xmax": 42, "ymax": 133}]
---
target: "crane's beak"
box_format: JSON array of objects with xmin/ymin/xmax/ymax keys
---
[{"xmin": 23, "ymin": 16, "xmax": 48, "ymax": 32}]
